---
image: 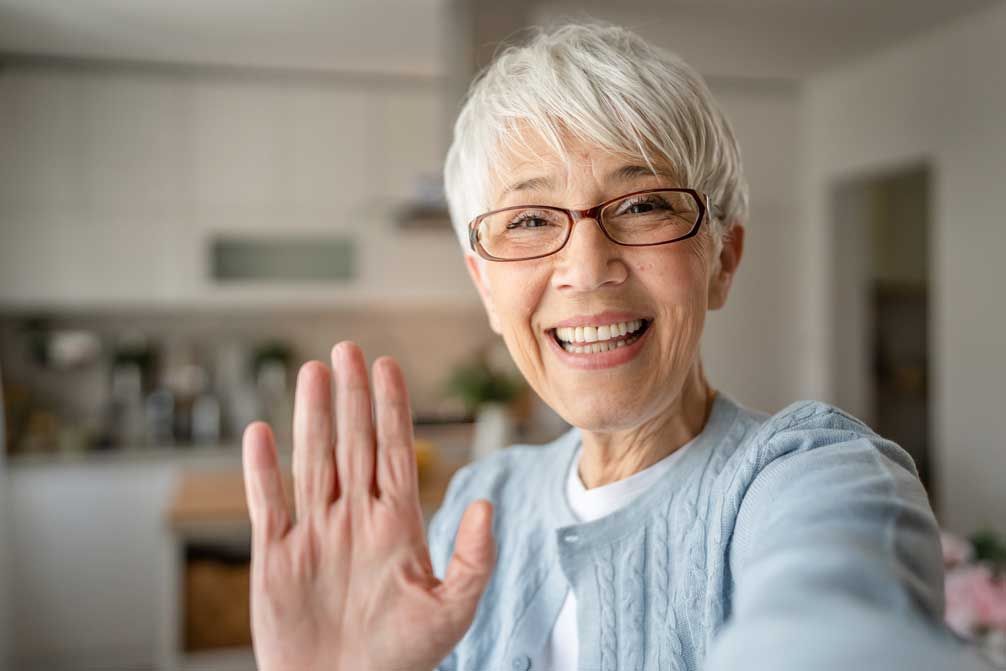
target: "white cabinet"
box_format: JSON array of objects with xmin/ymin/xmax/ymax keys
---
[
  {"xmin": 6, "ymin": 450, "xmax": 244, "ymax": 670},
  {"xmin": 0, "ymin": 66, "xmax": 476, "ymax": 309},
  {"xmin": 186, "ymin": 79, "xmax": 375, "ymax": 227},
  {"xmin": 0, "ymin": 69, "xmax": 187, "ymax": 306},
  {"xmin": 8, "ymin": 459, "xmax": 174, "ymax": 669}
]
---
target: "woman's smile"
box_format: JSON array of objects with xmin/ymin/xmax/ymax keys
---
[{"xmin": 544, "ymin": 311, "xmax": 653, "ymax": 370}]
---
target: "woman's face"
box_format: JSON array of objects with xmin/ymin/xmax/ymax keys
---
[{"xmin": 465, "ymin": 132, "xmax": 743, "ymax": 434}]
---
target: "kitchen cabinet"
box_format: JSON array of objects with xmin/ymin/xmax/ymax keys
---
[
  {"xmin": 6, "ymin": 449, "xmax": 237, "ymax": 670},
  {"xmin": 0, "ymin": 65, "xmax": 476, "ymax": 309},
  {"xmin": 6, "ymin": 423, "xmax": 474, "ymax": 670},
  {"xmin": 0, "ymin": 70, "xmax": 190, "ymax": 307}
]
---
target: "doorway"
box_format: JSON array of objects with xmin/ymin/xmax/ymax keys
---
[{"xmin": 830, "ymin": 165, "xmax": 933, "ymax": 497}]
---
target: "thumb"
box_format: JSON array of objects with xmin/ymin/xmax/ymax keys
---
[{"xmin": 440, "ymin": 500, "xmax": 496, "ymax": 624}]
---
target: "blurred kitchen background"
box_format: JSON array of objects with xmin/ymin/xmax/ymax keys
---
[{"xmin": 1, "ymin": 0, "xmax": 1005, "ymax": 669}]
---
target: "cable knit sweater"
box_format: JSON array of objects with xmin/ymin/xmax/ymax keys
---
[{"xmin": 427, "ymin": 392, "xmax": 990, "ymax": 671}]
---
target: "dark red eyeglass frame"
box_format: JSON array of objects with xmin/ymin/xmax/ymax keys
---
[{"xmin": 468, "ymin": 187, "xmax": 711, "ymax": 262}]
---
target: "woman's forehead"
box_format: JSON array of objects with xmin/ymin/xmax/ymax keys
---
[{"xmin": 490, "ymin": 139, "xmax": 680, "ymax": 205}]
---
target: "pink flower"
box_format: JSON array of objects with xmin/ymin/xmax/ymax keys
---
[
  {"xmin": 945, "ymin": 564, "xmax": 1006, "ymax": 638},
  {"xmin": 941, "ymin": 531, "xmax": 974, "ymax": 569}
]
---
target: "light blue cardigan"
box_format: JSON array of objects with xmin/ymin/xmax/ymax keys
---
[{"xmin": 427, "ymin": 393, "xmax": 991, "ymax": 670}]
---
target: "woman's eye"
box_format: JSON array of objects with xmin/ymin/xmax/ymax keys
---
[
  {"xmin": 628, "ymin": 202, "xmax": 656, "ymax": 214},
  {"xmin": 619, "ymin": 197, "xmax": 668, "ymax": 215},
  {"xmin": 507, "ymin": 216, "xmax": 549, "ymax": 229}
]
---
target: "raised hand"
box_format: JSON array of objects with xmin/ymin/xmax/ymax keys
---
[{"xmin": 241, "ymin": 341, "xmax": 495, "ymax": 671}]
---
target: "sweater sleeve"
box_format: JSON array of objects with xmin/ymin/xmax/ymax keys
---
[{"xmin": 706, "ymin": 408, "xmax": 992, "ymax": 671}]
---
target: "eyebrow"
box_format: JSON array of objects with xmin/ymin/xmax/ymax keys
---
[
  {"xmin": 500, "ymin": 175, "xmax": 555, "ymax": 196},
  {"xmin": 609, "ymin": 163, "xmax": 677, "ymax": 182},
  {"xmin": 500, "ymin": 163, "xmax": 675, "ymax": 197}
]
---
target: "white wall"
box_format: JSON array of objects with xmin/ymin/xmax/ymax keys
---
[
  {"xmin": 700, "ymin": 81, "xmax": 805, "ymax": 414},
  {"xmin": 803, "ymin": 1, "xmax": 1006, "ymax": 534},
  {"xmin": 829, "ymin": 179, "xmax": 876, "ymax": 424}
]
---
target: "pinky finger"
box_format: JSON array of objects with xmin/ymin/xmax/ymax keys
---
[{"xmin": 242, "ymin": 421, "xmax": 291, "ymax": 543}]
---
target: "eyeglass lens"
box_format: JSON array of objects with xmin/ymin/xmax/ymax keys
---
[{"xmin": 475, "ymin": 189, "xmax": 701, "ymax": 260}]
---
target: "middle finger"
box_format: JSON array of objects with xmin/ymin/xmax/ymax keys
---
[
  {"xmin": 332, "ymin": 341, "xmax": 377, "ymax": 497},
  {"xmin": 292, "ymin": 361, "xmax": 337, "ymax": 516}
]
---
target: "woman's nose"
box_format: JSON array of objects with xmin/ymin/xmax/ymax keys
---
[{"xmin": 551, "ymin": 216, "xmax": 628, "ymax": 292}]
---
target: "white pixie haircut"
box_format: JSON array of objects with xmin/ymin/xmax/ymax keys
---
[{"xmin": 443, "ymin": 22, "xmax": 749, "ymax": 255}]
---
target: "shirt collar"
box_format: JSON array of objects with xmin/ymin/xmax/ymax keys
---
[{"xmin": 542, "ymin": 391, "xmax": 742, "ymax": 544}]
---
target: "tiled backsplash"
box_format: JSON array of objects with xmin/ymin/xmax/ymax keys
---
[{"xmin": 0, "ymin": 305, "xmax": 501, "ymax": 453}]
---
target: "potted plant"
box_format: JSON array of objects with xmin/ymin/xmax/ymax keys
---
[{"xmin": 445, "ymin": 343, "xmax": 525, "ymax": 461}]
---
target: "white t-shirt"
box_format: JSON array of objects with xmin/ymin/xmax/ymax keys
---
[{"xmin": 542, "ymin": 439, "xmax": 695, "ymax": 670}]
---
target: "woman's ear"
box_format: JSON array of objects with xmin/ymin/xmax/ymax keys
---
[
  {"xmin": 465, "ymin": 254, "xmax": 504, "ymax": 334},
  {"xmin": 708, "ymin": 220, "xmax": 745, "ymax": 311}
]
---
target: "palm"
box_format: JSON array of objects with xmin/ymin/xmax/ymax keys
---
[{"xmin": 242, "ymin": 342, "xmax": 495, "ymax": 671}]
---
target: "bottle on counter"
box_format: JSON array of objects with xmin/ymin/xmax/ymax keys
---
[
  {"xmin": 256, "ymin": 359, "xmax": 292, "ymax": 449},
  {"xmin": 144, "ymin": 387, "xmax": 175, "ymax": 446},
  {"xmin": 191, "ymin": 391, "xmax": 221, "ymax": 445},
  {"xmin": 110, "ymin": 362, "xmax": 146, "ymax": 447}
]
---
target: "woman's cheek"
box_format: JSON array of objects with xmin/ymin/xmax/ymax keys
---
[
  {"xmin": 658, "ymin": 297, "xmax": 705, "ymax": 363},
  {"xmin": 489, "ymin": 265, "xmax": 541, "ymax": 308},
  {"xmin": 488, "ymin": 271, "xmax": 547, "ymax": 356}
]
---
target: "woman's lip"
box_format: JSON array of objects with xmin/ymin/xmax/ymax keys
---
[
  {"xmin": 548, "ymin": 310, "xmax": 652, "ymax": 330},
  {"xmin": 545, "ymin": 320, "xmax": 651, "ymax": 370}
]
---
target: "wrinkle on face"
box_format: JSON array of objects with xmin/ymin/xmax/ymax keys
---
[
  {"xmin": 491, "ymin": 122, "xmax": 684, "ymax": 211},
  {"xmin": 475, "ymin": 129, "xmax": 721, "ymax": 488}
]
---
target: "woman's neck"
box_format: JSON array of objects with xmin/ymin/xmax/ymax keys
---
[{"xmin": 577, "ymin": 362, "xmax": 715, "ymax": 489}]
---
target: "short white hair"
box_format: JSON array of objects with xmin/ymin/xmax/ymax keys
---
[{"xmin": 443, "ymin": 22, "xmax": 749, "ymax": 254}]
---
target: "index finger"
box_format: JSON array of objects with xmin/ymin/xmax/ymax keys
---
[{"xmin": 242, "ymin": 421, "xmax": 291, "ymax": 543}]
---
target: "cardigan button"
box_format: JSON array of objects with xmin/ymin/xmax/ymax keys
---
[{"xmin": 511, "ymin": 653, "xmax": 531, "ymax": 671}]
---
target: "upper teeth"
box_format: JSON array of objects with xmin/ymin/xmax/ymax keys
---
[{"xmin": 555, "ymin": 320, "xmax": 644, "ymax": 343}]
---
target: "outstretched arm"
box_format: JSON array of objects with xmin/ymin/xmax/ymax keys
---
[{"xmin": 707, "ymin": 420, "xmax": 992, "ymax": 671}]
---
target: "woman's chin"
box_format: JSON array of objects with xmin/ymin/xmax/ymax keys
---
[{"xmin": 554, "ymin": 394, "xmax": 649, "ymax": 434}]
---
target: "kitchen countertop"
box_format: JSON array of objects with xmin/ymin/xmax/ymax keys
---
[
  {"xmin": 6, "ymin": 421, "xmax": 481, "ymax": 469},
  {"xmin": 7, "ymin": 443, "xmax": 247, "ymax": 469},
  {"xmin": 165, "ymin": 422, "xmax": 477, "ymax": 537}
]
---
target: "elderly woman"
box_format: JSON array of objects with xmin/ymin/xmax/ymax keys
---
[{"xmin": 240, "ymin": 23, "xmax": 983, "ymax": 671}]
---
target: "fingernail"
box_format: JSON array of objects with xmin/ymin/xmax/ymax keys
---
[{"xmin": 335, "ymin": 341, "xmax": 349, "ymax": 365}]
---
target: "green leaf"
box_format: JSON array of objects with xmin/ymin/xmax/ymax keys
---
[{"xmin": 970, "ymin": 529, "xmax": 1006, "ymax": 571}]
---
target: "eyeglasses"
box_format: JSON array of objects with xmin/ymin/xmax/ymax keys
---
[{"xmin": 468, "ymin": 188, "xmax": 712, "ymax": 262}]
